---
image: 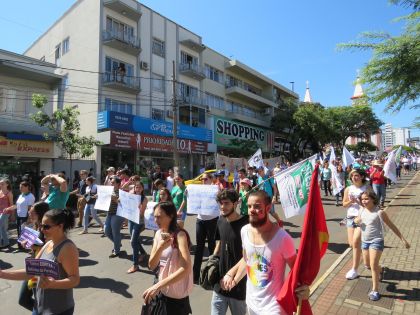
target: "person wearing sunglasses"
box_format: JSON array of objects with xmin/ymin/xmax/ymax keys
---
[{"xmin": 0, "ymin": 208, "xmax": 79, "ymax": 315}]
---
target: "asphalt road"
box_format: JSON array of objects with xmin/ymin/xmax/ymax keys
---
[{"xmin": 0, "ymin": 174, "xmax": 412, "ymax": 315}]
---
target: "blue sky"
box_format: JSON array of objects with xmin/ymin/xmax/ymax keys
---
[{"xmin": 0, "ymin": 0, "xmax": 418, "ymax": 137}]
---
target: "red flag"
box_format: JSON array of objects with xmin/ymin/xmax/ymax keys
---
[{"xmin": 277, "ymin": 164, "xmax": 329, "ymax": 315}]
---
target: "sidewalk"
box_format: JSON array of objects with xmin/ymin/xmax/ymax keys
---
[{"xmin": 310, "ymin": 171, "xmax": 420, "ymax": 315}]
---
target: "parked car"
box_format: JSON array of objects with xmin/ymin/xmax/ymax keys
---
[{"xmin": 185, "ymin": 169, "xmax": 233, "ymax": 186}]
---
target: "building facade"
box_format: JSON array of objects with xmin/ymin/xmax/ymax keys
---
[{"xmin": 24, "ymin": 0, "xmax": 296, "ymax": 179}]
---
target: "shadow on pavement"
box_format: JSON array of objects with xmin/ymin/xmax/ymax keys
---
[
  {"xmin": 78, "ymin": 276, "xmax": 133, "ymax": 298},
  {"xmin": 78, "ymin": 249, "xmax": 90, "ymax": 258},
  {"xmin": 326, "ymin": 218, "xmax": 343, "ymax": 223},
  {"xmin": 0, "ymin": 260, "xmax": 13, "ymax": 269},
  {"xmin": 282, "ymin": 221, "xmax": 299, "ymax": 228},
  {"xmin": 383, "ymin": 281, "xmax": 420, "ymax": 302},
  {"xmin": 79, "ymin": 258, "xmax": 98, "ymax": 267},
  {"xmin": 382, "ymin": 268, "xmax": 420, "ymax": 282},
  {"xmin": 285, "ymin": 230, "xmax": 301, "ymax": 239},
  {"xmin": 327, "ymin": 242, "xmax": 348, "ymax": 254}
]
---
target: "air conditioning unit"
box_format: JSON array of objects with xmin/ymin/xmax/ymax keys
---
[{"xmin": 140, "ymin": 61, "xmax": 149, "ymax": 70}]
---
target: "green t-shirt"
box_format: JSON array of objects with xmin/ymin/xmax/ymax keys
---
[
  {"xmin": 239, "ymin": 190, "xmax": 249, "ymax": 216},
  {"xmin": 171, "ymin": 185, "xmax": 186, "ymax": 211},
  {"xmin": 46, "ymin": 184, "xmax": 70, "ymax": 210}
]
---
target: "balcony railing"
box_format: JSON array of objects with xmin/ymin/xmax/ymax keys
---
[
  {"xmin": 102, "ymin": 30, "xmax": 141, "ymax": 54},
  {"xmin": 102, "ymin": 71, "xmax": 140, "ymax": 92},
  {"xmin": 179, "ymin": 63, "xmax": 206, "ymax": 80}
]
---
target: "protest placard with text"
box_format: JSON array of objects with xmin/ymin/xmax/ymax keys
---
[
  {"xmin": 186, "ymin": 184, "xmax": 219, "ymax": 217},
  {"xmin": 25, "ymin": 258, "xmax": 60, "ymax": 280},
  {"xmin": 117, "ymin": 189, "xmax": 141, "ymax": 223},
  {"xmin": 144, "ymin": 201, "xmax": 158, "ymax": 231},
  {"xmin": 18, "ymin": 226, "xmax": 43, "ymax": 249},
  {"xmin": 95, "ymin": 185, "xmax": 114, "ymax": 211}
]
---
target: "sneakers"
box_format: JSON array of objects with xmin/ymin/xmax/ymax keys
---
[
  {"xmin": 109, "ymin": 251, "xmax": 120, "ymax": 258},
  {"xmin": 368, "ymin": 291, "xmax": 381, "ymax": 301},
  {"xmin": 345, "ymin": 269, "xmax": 359, "ymax": 280}
]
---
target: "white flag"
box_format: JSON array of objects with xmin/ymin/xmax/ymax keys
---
[
  {"xmin": 248, "ymin": 148, "xmax": 264, "ymax": 169},
  {"xmin": 342, "ymin": 147, "xmax": 355, "ymax": 168},
  {"xmin": 330, "ymin": 163, "xmax": 344, "ymax": 195},
  {"xmin": 384, "ymin": 149, "xmax": 397, "ymax": 183},
  {"xmin": 274, "ymin": 155, "xmax": 317, "ymax": 218},
  {"xmin": 395, "ymin": 146, "xmax": 402, "ymax": 162},
  {"xmin": 329, "ymin": 146, "xmax": 336, "ymax": 162}
]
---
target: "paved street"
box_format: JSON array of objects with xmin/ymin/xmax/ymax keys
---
[{"xmin": 0, "ymin": 172, "xmax": 417, "ymax": 314}]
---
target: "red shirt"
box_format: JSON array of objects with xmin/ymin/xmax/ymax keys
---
[{"xmin": 371, "ymin": 169, "xmax": 385, "ymax": 185}]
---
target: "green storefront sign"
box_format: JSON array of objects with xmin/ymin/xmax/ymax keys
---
[{"xmin": 214, "ymin": 116, "xmax": 268, "ymax": 151}]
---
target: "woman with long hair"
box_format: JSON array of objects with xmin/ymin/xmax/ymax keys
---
[
  {"xmin": 127, "ymin": 181, "xmax": 148, "ymax": 273},
  {"xmin": 0, "ymin": 178, "xmax": 14, "ymax": 249},
  {"xmin": 171, "ymin": 174, "xmax": 187, "ymax": 228},
  {"xmin": 0, "ymin": 208, "xmax": 80, "ymax": 315},
  {"xmin": 143, "ymin": 202, "xmax": 193, "ymax": 315},
  {"xmin": 342, "ymin": 169, "xmax": 368, "ymax": 280},
  {"xmin": 158, "ymin": 188, "xmax": 173, "ymax": 203},
  {"xmin": 79, "ymin": 177, "xmax": 104, "ymax": 235}
]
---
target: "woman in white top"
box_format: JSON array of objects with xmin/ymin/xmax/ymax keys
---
[
  {"xmin": 354, "ymin": 189, "xmax": 409, "ymax": 301},
  {"xmin": 342, "ymin": 169, "xmax": 368, "ymax": 280},
  {"xmin": 79, "ymin": 177, "xmax": 103, "ymax": 234},
  {"xmin": 4, "ymin": 181, "xmax": 35, "ymax": 251}
]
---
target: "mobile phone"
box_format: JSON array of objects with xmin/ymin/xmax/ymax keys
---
[{"xmin": 161, "ymin": 232, "xmax": 171, "ymax": 240}]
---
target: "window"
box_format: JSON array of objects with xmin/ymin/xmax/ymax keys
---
[
  {"xmin": 103, "ymin": 98, "xmax": 133, "ymax": 114},
  {"xmin": 0, "ymin": 88, "xmax": 16, "ymax": 113},
  {"xmin": 152, "ymin": 108, "xmax": 164, "ymax": 121},
  {"xmin": 180, "ymin": 51, "xmax": 198, "ymax": 65},
  {"xmin": 205, "ymin": 64, "xmax": 224, "ymax": 84},
  {"xmin": 105, "ymin": 57, "xmax": 134, "ymax": 85},
  {"xmin": 62, "ymin": 37, "xmax": 70, "ymax": 55},
  {"xmin": 152, "ymin": 73, "xmax": 164, "ymax": 92},
  {"xmin": 54, "ymin": 44, "xmax": 61, "ymax": 65},
  {"xmin": 106, "ymin": 16, "xmax": 135, "ymax": 44},
  {"xmin": 152, "ymin": 38, "xmax": 165, "ymax": 57},
  {"xmin": 226, "ymin": 100, "xmax": 242, "ymax": 114},
  {"xmin": 205, "ymin": 92, "xmax": 224, "ymax": 110}
]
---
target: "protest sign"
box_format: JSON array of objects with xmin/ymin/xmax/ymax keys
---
[
  {"xmin": 248, "ymin": 148, "xmax": 264, "ymax": 169},
  {"xmin": 25, "ymin": 258, "xmax": 60, "ymax": 280},
  {"xmin": 18, "ymin": 226, "xmax": 43, "ymax": 249},
  {"xmin": 117, "ymin": 189, "xmax": 141, "ymax": 223},
  {"xmin": 330, "ymin": 164, "xmax": 344, "ymax": 196},
  {"xmin": 275, "ymin": 155, "xmax": 317, "ymax": 218},
  {"xmin": 384, "ymin": 149, "xmax": 397, "ymax": 183},
  {"xmin": 186, "ymin": 184, "xmax": 219, "ymax": 216},
  {"xmin": 144, "ymin": 201, "xmax": 158, "ymax": 231},
  {"xmin": 95, "ymin": 185, "xmax": 114, "ymax": 211}
]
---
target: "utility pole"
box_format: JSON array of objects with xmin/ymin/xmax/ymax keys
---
[{"xmin": 172, "ymin": 60, "xmax": 180, "ymax": 171}]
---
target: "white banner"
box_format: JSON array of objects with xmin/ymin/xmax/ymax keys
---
[
  {"xmin": 144, "ymin": 201, "xmax": 159, "ymax": 231},
  {"xmin": 384, "ymin": 149, "xmax": 397, "ymax": 183},
  {"xmin": 186, "ymin": 184, "xmax": 220, "ymax": 216},
  {"xmin": 275, "ymin": 155, "xmax": 317, "ymax": 218},
  {"xmin": 248, "ymin": 148, "xmax": 264, "ymax": 169},
  {"xmin": 95, "ymin": 185, "xmax": 114, "ymax": 211},
  {"xmin": 117, "ymin": 190, "xmax": 141, "ymax": 223},
  {"xmin": 330, "ymin": 146, "xmax": 336, "ymax": 162},
  {"xmin": 342, "ymin": 146, "xmax": 355, "ymax": 168},
  {"xmin": 330, "ymin": 164, "xmax": 344, "ymax": 196}
]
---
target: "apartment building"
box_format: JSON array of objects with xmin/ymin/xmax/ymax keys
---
[
  {"xmin": 0, "ymin": 49, "xmax": 64, "ymax": 195},
  {"xmin": 24, "ymin": 0, "xmax": 296, "ymax": 179}
]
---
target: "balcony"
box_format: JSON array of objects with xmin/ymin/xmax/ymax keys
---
[
  {"xmin": 179, "ymin": 63, "xmax": 206, "ymax": 81},
  {"xmin": 179, "ymin": 39, "xmax": 206, "ymax": 52},
  {"xmin": 181, "ymin": 95, "xmax": 205, "ymax": 107},
  {"xmin": 102, "ymin": 30, "xmax": 141, "ymax": 55},
  {"xmin": 103, "ymin": 0, "xmax": 142, "ymax": 20},
  {"xmin": 102, "ymin": 71, "xmax": 140, "ymax": 93},
  {"xmin": 225, "ymin": 82, "xmax": 277, "ymax": 108}
]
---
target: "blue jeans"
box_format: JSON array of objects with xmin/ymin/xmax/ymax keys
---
[
  {"xmin": 372, "ymin": 183, "xmax": 386, "ymax": 205},
  {"xmin": 83, "ymin": 204, "xmax": 103, "ymax": 231},
  {"xmin": 128, "ymin": 220, "xmax": 146, "ymax": 265},
  {"xmin": 0, "ymin": 213, "xmax": 9, "ymax": 247},
  {"xmin": 104, "ymin": 214, "xmax": 124, "ymax": 254},
  {"xmin": 211, "ymin": 291, "xmax": 246, "ymax": 315}
]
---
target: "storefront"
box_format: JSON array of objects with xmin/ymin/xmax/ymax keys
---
[{"xmin": 97, "ymin": 111, "xmax": 212, "ymax": 179}]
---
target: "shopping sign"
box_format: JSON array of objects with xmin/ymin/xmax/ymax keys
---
[{"xmin": 275, "ymin": 155, "xmax": 317, "ymax": 218}]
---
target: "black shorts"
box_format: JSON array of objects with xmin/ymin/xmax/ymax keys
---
[{"xmin": 404, "ymin": 165, "xmax": 409, "ymax": 170}]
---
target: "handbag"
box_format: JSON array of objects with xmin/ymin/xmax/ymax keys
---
[
  {"xmin": 158, "ymin": 230, "xmax": 193, "ymax": 299},
  {"xmin": 141, "ymin": 293, "xmax": 167, "ymax": 315}
]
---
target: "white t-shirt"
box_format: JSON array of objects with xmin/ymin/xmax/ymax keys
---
[
  {"xmin": 16, "ymin": 193, "xmax": 35, "ymax": 217},
  {"xmin": 166, "ymin": 176, "xmax": 174, "ymax": 192},
  {"xmin": 241, "ymin": 224, "xmax": 296, "ymax": 315},
  {"xmin": 346, "ymin": 185, "xmax": 367, "ymax": 217}
]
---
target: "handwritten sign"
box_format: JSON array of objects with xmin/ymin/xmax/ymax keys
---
[
  {"xmin": 186, "ymin": 185, "xmax": 219, "ymax": 216},
  {"xmin": 18, "ymin": 227, "xmax": 43, "ymax": 249},
  {"xmin": 25, "ymin": 258, "xmax": 60, "ymax": 280},
  {"xmin": 144, "ymin": 202, "xmax": 158, "ymax": 231},
  {"xmin": 95, "ymin": 185, "xmax": 114, "ymax": 211},
  {"xmin": 117, "ymin": 190, "xmax": 141, "ymax": 223}
]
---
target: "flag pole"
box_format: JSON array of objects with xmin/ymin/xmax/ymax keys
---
[{"xmin": 295, "ymin": 297, "xmax": 302, "ymax": 315}]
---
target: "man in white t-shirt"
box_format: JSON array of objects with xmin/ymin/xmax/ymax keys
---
[{"xmin": 223, "ymin": 191, "xmax": 309, "ymax": 315}]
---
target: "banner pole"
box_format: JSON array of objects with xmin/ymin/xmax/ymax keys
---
[{"xmin": 295, "ymin": 297, "xmax": 302, "ymax": 315}]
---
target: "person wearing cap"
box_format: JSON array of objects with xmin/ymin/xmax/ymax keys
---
[
  {"xmin": 79, "ymin": 176, "xmax": 104, "ymax": 234},
  {"xmin": 239, "ymin": 178, "xmax": 252, "ymax": 216},
  {"xmin": 370, "ymin": 160, "xmax": 386, "ymax": 208},
  {"xmin": 221, "ymin": 163, "xmax": 230, "ymax": 183},
  {"xmin": 215, "ymin": 170, "xmax": 228, "ymax": 190},
  {"xmin": 104, "ymin": 167, "xmax": 115, "ymax": 186}
]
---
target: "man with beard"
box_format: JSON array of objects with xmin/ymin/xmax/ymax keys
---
[
  {"xmin": 223, "ymin": 191, "xmax": 309, "ymax": 315},
  {"xmin": 211, "ymin": 189, "xmax": 248, "ymax": 315}
]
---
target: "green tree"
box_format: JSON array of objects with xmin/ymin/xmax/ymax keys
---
[
  {"xmin": 31, "ymin": 94, "xmax": 101, "ymax": 181},
  {"xmin": 338, "ymin": 0, "xmax": 420, "ymax": 115},
  {"xmin": 346, "ymin": 142, "xmax": 378, "ymax": 156},
  {"xmin": 228, "ymin": 139, "xmax": 259, "ymax": 158}
]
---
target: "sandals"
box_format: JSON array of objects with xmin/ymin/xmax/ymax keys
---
[{"xmin": 127, "ymin": 265, "xmax": 139, "ymax": 274}]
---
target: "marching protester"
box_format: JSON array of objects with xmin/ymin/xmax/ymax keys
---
[
  {"xmin": 370, "ymin": 160, "xmax": 386, "ymax": 208},
  {"xmin": 0, "ymin": 208, "xmax": 80, "ymax": 315},
  {"xmin": 0, "ymin": 178, "xmax": 14, "ymax": 249},
  {"xmin": 104, "ymin": 176, "xmax": 125, "ymax": 258},
  {"xmin": 127, "ymin": 181, "xmax": 148, "ymax": 274},
  {"xmin": 3, "ymin": 181, "xmax": 35, "ymax": 252},
  {"xmin": 152, "ymin": 179, "xmax": 165, "ymax": 202},
  {"xmin": 333, "ymin": 164, "xmax": 345, "ymax": 206},
  {"xmin": 166, "ymin": 169, "xmax": 175, "ymax": 192},
  {"xmin": 211, "ymin": 189, "xmax": 248, "ymax": 315},
  {"xmin": 354, "ymin": 189, "xmax": 410, "ymax": 301},
  {"xmin": 238, "ymin": 178, "xmax": 252, "ymax": 216},
  {"xmin": 256, "ymin": 166, "xmax": 283, "ymax": 226},
  {"xmin": 79, "ymin": 177, "xmax": 104, "ymax": 235},
  {"xmin": 320, "ymin": 160, "xmax": 333, "ymax": 196},
  {"xmin": 143, "ymin": 202, "xmax": 193, "ymax": 315},
  {"xmin": 158, "ymin": 188, "xmax": 173, "ymax": 203},
  {"xmin": 222, "ymin": 191, "xmax": 309, "ymax": 315},
  {"xmin": 342, "ymin": 169, "xmax": 368, "ymax": 280},
  {"xmin": 70, "ymin": 169, "xmax": 88, "ymax": 228},
  {"xmin": 103, "ymin": 167, "xmax": 115, "ymax": 186},
  {"xmin": 41, "ymin": 173, "xmax": 69, "ymax": 210},
  {"xmin": 172, "ymin": 174, "xmax": 187, "ymax": 228}
]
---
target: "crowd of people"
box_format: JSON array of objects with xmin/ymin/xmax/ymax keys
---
[{"xmin": 0, "ymin": 151, "xmax": 417, "ymax": 314}]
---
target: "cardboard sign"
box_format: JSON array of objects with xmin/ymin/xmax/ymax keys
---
[
  {"xmin": 18, "ymin": 227, "xmax": 43, "ymax": 249},
  {"xmin": 144, "ymin": 202, "xmax": 158, "ymax": 231},
  {"xmin": 117, "ymin": 190, "xmax": 141, "ymax": 224},
  {"xmin": 25, "ymin": 258, "xmax": 60, "ymax": 280},
  {"xmin": 95, "ymin": 185, "xmax": 114, "ymax": 211},
  {"xmin": 186, "ymin": 185, "xmax": 219, "ymax": 216}
]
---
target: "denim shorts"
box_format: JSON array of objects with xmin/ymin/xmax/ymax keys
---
[
  {"xmin": 346, "ymin": 217, "xmax": 359, "ymax": 228},
  {"xmin": 362, "ymin": 240, "xmax": 384, "ymax": 251}
]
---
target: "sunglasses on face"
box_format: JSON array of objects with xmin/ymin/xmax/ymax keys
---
[
  {"xmin": 202, "ymin": 177, "xmax": 209, "ymax": 181},
  {"xmin": 40, "ymin": 224, "xmax": 56, "ymax": 230}
]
